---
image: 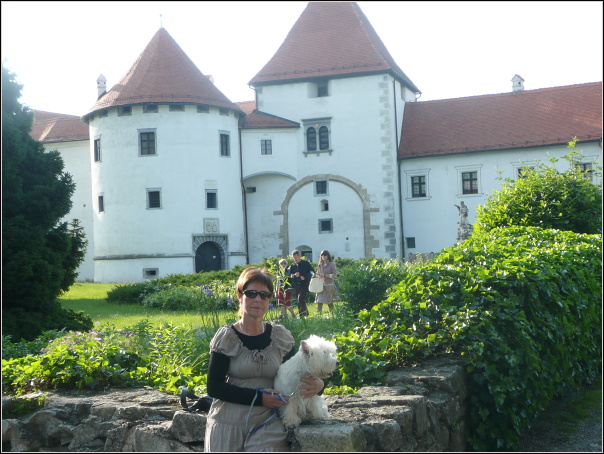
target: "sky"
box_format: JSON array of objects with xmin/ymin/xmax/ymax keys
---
[{"xmin": 2, "ymin": 1, "xmax": 602, "ymax": 117}]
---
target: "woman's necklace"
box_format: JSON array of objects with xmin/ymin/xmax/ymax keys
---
[{"xmin": 237, "ymin": 320, "xmax": 265, "ymax": 336}]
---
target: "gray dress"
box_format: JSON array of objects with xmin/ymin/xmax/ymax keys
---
[{"xmin": 204, "ymin": 323, "xmax": 295, "ymax": 452}]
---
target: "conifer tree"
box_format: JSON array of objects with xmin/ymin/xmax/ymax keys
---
[{"xmin": 2, "ymin": 62, "xmax": 91, "ymax": 341}]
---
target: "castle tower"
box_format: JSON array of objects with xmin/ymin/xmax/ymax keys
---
[{"xmin": 82, "ymin": 28, "xmax": 246, "ymax": 282}]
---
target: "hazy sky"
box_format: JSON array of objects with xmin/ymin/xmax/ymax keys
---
[{"xmin": 2, "ymin": 1, "xmax": 602, "ymax": 116}]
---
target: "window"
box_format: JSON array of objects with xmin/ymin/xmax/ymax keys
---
[
  {"xmin": 462, "ymin": 171, "xmax": 478, "ymax": 194},
  {"xmin": 169, "ymin": 104, "xmax": 184, "ymax": 111},
  {"xmin": 143, "ymin": 103, "xmax": 158, "ymax": 113},
  {"xmin": 219, "ymin": 133, "xmax": 230, "ymax": 157},
  {"xmin": 321, "ymin": 200, "xmax": 329, "ymax": 211},
  {"xmin": 245, "ymin": 187, "xmax": 257, "ymax": 193},
  {"xmin": 143, "ymin": 268, "xmax": 159, "ymax": 279},
  {"xmin": 118, "ymin": 106, "xmax": 131, "ymax": 116},
  {"xmin": 94, "ymin": 138, "xmax": 101, "ymax": 162},
  {"xmin": 517, "ymin": 166, "xmax": 534, "ymax": 178},
  {"xmin": 411, "ymin": 176, "xmax": 426, "ymax": 198},
  {"xmin": 98, "ymin": 195, "xmax": 104, "ymax": 213},
  {"xmin": 219, "ymin": 108, "xmax": 229, "ymax": 116},
  {"xmin": 319, "ymin": 219, "xmax": 333, "ymax": 234},
  {"xmin": 147, "ymin": 189, "xmax": 161, "ymax": 209},
  {"xmin": 406, "ymin": 237, "xmax": 416, "ymax": 249},
  {"xmin": 261, "ymin": 139, "xmax": 272, "ymax": 155},
  {"xmin": 315, "ymin": 179, "xmax": 328, "ymax": 196},
  {"xmin": 139, "ymin": 130, "xmax": 157, "ymax": 156},
  {"xmin": 98, "ymin": 109, "xmax": 108, "ymax": 118},
  {"xmin": 197, "ymin": 105, "xmax": 209, "ymax": 113},
  {"xmin": 206, "ymin": 190, "xmax": 218, "ymax": 209},
  {"xmin": 317, "ymin": 80, "xmax": 329, "ymax": 97},
  {"xmin": 575, "ymin": 162, "xmax": 594, "ymax": 179},
  {"xmin": 303, "ymin": 119, "xmax": 331, "ymax": 152}
]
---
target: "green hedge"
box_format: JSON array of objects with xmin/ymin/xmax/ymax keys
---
[{"xmin": 334, "ymin": 226, "xmax": 601, "ymax": 450}]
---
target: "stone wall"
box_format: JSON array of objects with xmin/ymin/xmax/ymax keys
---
[{"xmin": 2, "ymin": 357, "xmax": 467, "ymax": 452}]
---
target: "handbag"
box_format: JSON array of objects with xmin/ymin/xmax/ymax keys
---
[{"xmin": 309, "ymin": 276, "xmax": 324, "ymax": 293}]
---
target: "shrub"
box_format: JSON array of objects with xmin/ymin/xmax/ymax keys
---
[
  {"xmin": 475, "ymin": 145, "xmax": 602, "ymax": 235},
  {"xmin": 142, "ymin": 283, "xmax": 236, "ymax": 312},
  {"xmin": 335, "ymin": 226, "xmax": 601, "ymax": 450},
  {"xmin": 337, "ymin": 258, "xmax": 407, "ymax": 314}
]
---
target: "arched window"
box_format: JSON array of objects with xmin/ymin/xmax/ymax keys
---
[
  {"xmin": 319, "ymin": 126, "xmax": 329, "ymax": 150},
  {"xmin": 306, "ymin": 127, "xmax": 317, "ymax": 151}
]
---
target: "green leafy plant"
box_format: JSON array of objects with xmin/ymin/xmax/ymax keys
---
[{"xmin": 476, "ymin": 142, "xmax": 602, "ymax": 235}]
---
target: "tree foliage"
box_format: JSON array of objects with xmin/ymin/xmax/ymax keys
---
[
  {"xmin": 2, "ymin": 62, "xmax": 91, "ymax": 341},
  {"xmin": 475, "ymin": 141, "xmax": 602, "ymax": 235}
]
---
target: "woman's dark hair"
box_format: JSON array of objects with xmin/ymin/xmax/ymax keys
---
[
  {"xmin": 236, "ymin": 267, "xmax": 274, "ymax": 295},
  {"xmin": 319, "ymin": 250, "xmax": 333, "ymax": 262}
]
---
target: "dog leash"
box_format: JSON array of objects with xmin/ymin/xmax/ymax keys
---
[{"xmin": 245, "ymin": 389, "xmax": 287, "ymax": 435}]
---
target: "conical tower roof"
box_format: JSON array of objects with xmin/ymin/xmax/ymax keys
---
[
  {"xmin": 249, "ymin": 2, "xmax": 420, "ymax": 93},
  {"xmin": 83, "ymin": 28, "xmax": 239, "ymax": 121}
]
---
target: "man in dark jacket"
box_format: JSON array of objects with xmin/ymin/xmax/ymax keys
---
[{"xmin": 290, "ymin": 250, "xmax": 314, "ymax": 317}]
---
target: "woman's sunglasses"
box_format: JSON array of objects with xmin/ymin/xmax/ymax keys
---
[{"xmin": 243, "ymin": 290, "xmax": 273, "ymax": 300}]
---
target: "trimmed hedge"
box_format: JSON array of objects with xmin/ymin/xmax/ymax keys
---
[{"xmin": 334, "ymin": 226, "xmax": 601, "ymax": 451}]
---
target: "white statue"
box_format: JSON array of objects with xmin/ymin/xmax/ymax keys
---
[{"xmin": 454, "ymin": 201, "xmax": 469, "ymax": 226}]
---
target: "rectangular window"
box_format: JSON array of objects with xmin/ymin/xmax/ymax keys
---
[
  {"xmin": 575, "ymin": 162, "xmax": 594, "ymax": 179},
  {"xmin": 98, "ymin": 109, "xmax": 108, "ymax": 118},
  {"xmin": 206, "ymin": 190, "xmax": 218, "ymax": 209},
  {"xmin": 517, "ymin": 166, "xmax": 534, "ymax": 178},
  {"xmin": 219, "ymin": 133, "xmax": 230, "ymax": 157},
  {"xmin": 98, "ymin": 195, "xmax": 104, "ymax": 213},
  {"xmin": 143, "ymin": 268, "xmax": 159, "ymax": 279},
  {"xmin": 319, "ymin": 218, "xmax": 333, "ymax": 234},
  {"xmin": 462, "ymin": 171, "xmax": 478, "ymax": 194},
  {"xmin": 118, "ymin": 106, "xmax": 131, "ymax": 116},
  {"xmin": 197, "ymin": 105, "xmax": 209, "ymax": 113},
  {"xmin": 315, "ymin": 179, "xmax": 328, "ymax": 195},
  {"xmin": 317, "ymin": 81, "xmax": 329, "ymax": 97},
  {"xmin": 147, "ymin": 189, "xmax": 161, "ymax": 209},
  {"xmin": 94, "ymin": 138, "xmax": 101, "ymax": 162},
  {"xmin": 169, "ymin": 104, "xmax": 184, "ymax": 111},
  {"xmin": 139, "ymin": 131, "xmax": 156, "ymax": 156},
  {"xmin": 219, "ymin": 108, "xmax": 229, "ymax": 116},
  {"xmin": 411, "ymin": 176, "xmax": 426, "ymax": 197},
  {"xmin": 406, "ymin": 237, "xmax": 416, "ymax": 249},
  {"xmin": 261, "ymin": 139, "xmax": 272, "ymax": 155},
  {"xmin": 143, "ymin": 103, "xmax": 158, "ymax": 113}
]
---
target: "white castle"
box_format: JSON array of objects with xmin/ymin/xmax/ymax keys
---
[{"xmin": 30, "ymin": 2, "xmax": 602, "ymax": 283}]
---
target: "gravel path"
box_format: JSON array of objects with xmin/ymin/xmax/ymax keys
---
[{"xmin": 516, "ymin": 382, "xmax": 602, "ymax": 452}]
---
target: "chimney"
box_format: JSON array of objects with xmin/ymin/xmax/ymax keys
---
[
  {"xmin": 511, "ymin": 74, "xmax": 525, "ymax": 92},
  {"xmin": 97, "ymin": 74, "xmax": 107, "ymax": 99}
]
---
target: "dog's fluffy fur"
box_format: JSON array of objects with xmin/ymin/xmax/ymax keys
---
[{"xmin": 274, "ymin": 335, "xmax": 338, "ymax": 429}]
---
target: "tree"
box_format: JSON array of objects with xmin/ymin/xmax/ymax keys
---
[
  {"xmin": 475, "ymin": 141, "xmax": 602, "ymax": 235},
  {"xmin": 2, "ymin": 62, "xmax": 92, "ymax": 341}
]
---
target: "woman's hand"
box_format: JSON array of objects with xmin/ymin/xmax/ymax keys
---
[
  {"xmin": 299, "ymin": 377, "xmax": 324, "ymax": 399},
  {"xmin": 261, "ymin": 388, "xmax": 288, "ymax": 408}
]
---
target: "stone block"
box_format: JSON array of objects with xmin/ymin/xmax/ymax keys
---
[{"xmin": 293, "ymin": 422, "xmax": 366, "ymax": 452}]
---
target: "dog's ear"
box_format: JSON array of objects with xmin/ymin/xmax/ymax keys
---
[{"xmin": 301, "ymin": 340, "xmax": 311, "ymax": 356}]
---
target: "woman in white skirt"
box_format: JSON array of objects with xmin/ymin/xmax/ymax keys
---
[{"xmin": 315, "ymin": 250, "xmax": 337, "ymax": 314}]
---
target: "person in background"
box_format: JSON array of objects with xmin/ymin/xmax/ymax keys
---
[
  {"xmin": 276, "ymin": 259, "xmax": 296, "ymax": 320},
  {"xmin": 204, "ymin": 267, "xmax": 324, "ymax": 452},
  {"xmin": 290, "ymin": 250, "xmax": 314, "ymax": 318},
  {"xmin": 314, "ymin": 250, "xmax": 338, "ymax": 315}
]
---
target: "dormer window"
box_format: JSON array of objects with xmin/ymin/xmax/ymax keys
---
[{"xmin": 309, "ymin": 80, "xmax": 330, "ymax": 98}]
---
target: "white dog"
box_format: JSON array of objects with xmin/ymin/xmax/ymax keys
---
[{"xmin": 274, "ymin": 335, "xmax": 338, "ymax": 429}]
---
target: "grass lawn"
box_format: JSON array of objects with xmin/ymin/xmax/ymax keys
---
[{"xmin": 59, "ymin": 282, "xmax": 228, "ymax": 329}]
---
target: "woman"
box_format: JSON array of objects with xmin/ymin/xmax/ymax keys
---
[
  {"xmin": 315, "ymin": 250, "xmax": 338, "ymax": 314},
  {"xmin": 204, "ymin": 267, "xmax": 324, "ymax": 452}
]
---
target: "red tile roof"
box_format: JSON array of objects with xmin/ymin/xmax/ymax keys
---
[
  {"xmin": 249, "ymin": 2, "xmax": 419, "ymax": 93},
  {"xmin": 399, "ymin": 82, "xmax": 602, "ymax": 159},
  {"xmin": 236, "ymin": 101, "xmax": 300, "ymax": 129},
  {"xmin": 31, "ymin": 110, "xmax": 89, "ymax": 143},
  {"xmin": 83, "ymin": 28, "xmax": 239, "ymax": 122}
]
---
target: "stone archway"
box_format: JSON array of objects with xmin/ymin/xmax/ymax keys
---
[
  {"xmin": 192, "ymin": 235, "xmax": 227, "ymax": 271},
  {"xmin": 274, "ymin": 174, "xmax": 379, "ymax": 258}
]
